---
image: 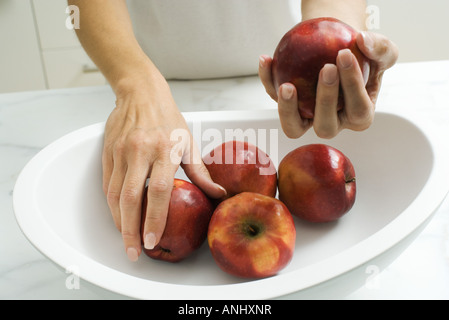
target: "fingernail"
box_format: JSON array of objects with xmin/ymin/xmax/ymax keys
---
[
  {"xmin": 126, "ymin": 247, "xmax": 139, "ymax": 262},
  {"xmin": 338, "ymin": 49, "xmax": 353, "ymax": 69},
  {"xmin": 216, "ymin": 184, "xmax": 227, "ymax": 196},
  {"xmin": 259, "ymin": 55, "xmax": 266, "ymax": 67},
  {"xmin": 322, "ymin": 64, "xmax": 338, "ymax": 85},
  {"xmin": 361, "ymin": 31, "xmax": 374, "ymax": 52},
  {"xmin": 281, "ymin": 84, "xmax": 294, "ymax": 100},
  {"xmin": 144, "ymin": 232, "xmax": 157, "ymax": 250}
]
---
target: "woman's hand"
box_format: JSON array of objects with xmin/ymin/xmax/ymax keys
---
[
  {"xmin": 67, "ymin": 0, "xmax": 227, "ymax": 263},
  {"xmin": 102, "ymin": 76, "xmax": 226, "ymax": 262},
  {"xmin": 259, "ymin": 31, "xmax": 398, "ymax": 139}
]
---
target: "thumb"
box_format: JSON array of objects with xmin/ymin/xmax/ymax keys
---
[
  {"xmin": 357, "ymin": 31, "xmax": 399, "ymax": 70},
  {"xmin": 181, "ymin": 141, "xmax": 227, "ymax": 199}
]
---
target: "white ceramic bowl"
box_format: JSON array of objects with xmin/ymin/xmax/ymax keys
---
[{"xmin": 13, "ymin": 109, "xmax": 449, "ymax": 299}]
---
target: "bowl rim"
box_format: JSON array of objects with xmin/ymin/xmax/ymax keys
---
[{"xmin": 13, "ymin": 109, "xmax": 449, "ymax": 300}]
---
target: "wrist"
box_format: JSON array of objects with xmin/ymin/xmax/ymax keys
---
[
  {"xmin": 301, "ymin": 0, "xmax": 367, "ymax": 31},
  {"xmin": 112, "ymin": 62, "xmax": 169, "ymax": 100}
]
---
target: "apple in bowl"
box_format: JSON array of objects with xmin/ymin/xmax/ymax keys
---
[
  {"xmin": 208, "ymin": 192, "xmax": 296, "ymax": 279},
  {"xmin": 203, "ymin": 140, "xmax": 277, "ymax": 202},
  {"xmin": 278, "ymin": 144, "xmax": 356, "ymax": 223},
  {"xmin": 271, "ymin": 17, "xmax": 370, "ymax": 119},
  {"xmin": 141, "ymin": 178, "xmax": 214, "ymax": 263}
]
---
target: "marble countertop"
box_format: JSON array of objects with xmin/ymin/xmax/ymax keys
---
[{"xmin": 1, "ymin": 60, "xmax": 448, "ymax": 300}]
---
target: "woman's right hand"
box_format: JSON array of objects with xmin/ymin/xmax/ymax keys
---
[{"xmin": 102, "ymin": 74, "xmax": 226, "ymax": 262}]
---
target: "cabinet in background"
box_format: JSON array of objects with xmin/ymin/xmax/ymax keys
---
[{"xmin": 0, "ymin": 0, "xmax": 105, "ymax": 93}]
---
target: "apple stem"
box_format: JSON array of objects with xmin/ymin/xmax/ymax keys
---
[
  {"xmin": 248, "ymin": 225, "xmax": 257, "ymax": 236},
  {"xmin": 247, "ymin": 224, "xmax": 261, "ymax": 237},
  {"xmin": 346, "ymin": 177, "xmax": 356, "ymax": 183}
]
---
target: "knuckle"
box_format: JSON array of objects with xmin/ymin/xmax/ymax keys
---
[
  {"xmin": 128, "ymin": 130, "xmax": 148, "ymax": 151},
  {"xmin": 278, "ymin": 105, "xmax": 289, "ymax": 118},
  {"xmin": 353, "ymin": 119, "xmax": 373, "ymax": 131},
  {"xmin": 197, "ymin": 163, "xmax": 212, "ymax": 177},
  {"xmin": 112, "ymin": 138, "xmax": 127, "ymax": 156},
  {"xmin": 280, "ymin": 121, "xmax": 303, "ymax": 139},
  {"xmin": 142, "ymin": 207, "xmax": 167, "ymax": 234},
  {"xmin": 145, "ymin": 130, "xmax": 172, "ymax": 154},
  {"xmin": 314, "ymin": 125, "xmax": 337, "ymax": 139},
  {"xmin": 144, "ymin": 210, "xmax": 162, "ymax": 223},
  {"xmin": 106, "ymin": 189, "xmax": 121, "ymax": 206},
  {"xmin": 284, "ymin": 129, "xmax": 302, "ymax": 139},
  {"xmin": 316, "ymin": 129, "xmax": 336, "ymax": 139},
  {"xmin": 120, "ymin": 187, "xmax": 140, "ymax": 204},
  {"xmin": 126, "ymin": 129, "xmax": 155, "ymax": 154},
  {"xmin": 354, "ymin": 109, "xmax": 370, "ymax": 121},
  {"xmin": 316, "ymin": 94, "xmax": 335, "ymax": 108},
  {"xmin": 148, "ymin": 178, "xmax": 171, "ymax": 195},
  {"xmin": 278, "ymin": 102, "xmax": 296, "ymax": 118},
  {"xmin": 156, "ymin": 132, "xmax": 173, "ymax": 150},
  {"xmin": 113, "ymin": 128, "xmax": 172, "ymax": 156},
  {"xmin": 346, "ymin": 108, "xmax": 374, "ymax": 131},
  {"xmin": 349, "ymin": 107, "xmax": 373, "ymax": 124},
  {"xmin": 121, "ymin": 229, "xmax": 140, "ymax": 241},
  {"xmin": 343, "ymin": 75, "xmax": 360, "ymax": 91}
]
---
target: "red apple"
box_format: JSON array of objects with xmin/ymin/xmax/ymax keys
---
[
  {"xmin": 141, "ymin": 178, "xmax": 214, "ymax": 263},
  {"xmin": 278, "ymin": 144, "xmax": 356, "ymax": 223},
  {"xmin": 203, "ymin": 140, "xmax": 277, "ymax": 202},
  {"xmin": 208, "ymin": 192, "xmax": 296, "ymax": 279},
  {"xmin": 272, "ymin": 17, "xmax": 370, "ymax": 119}
]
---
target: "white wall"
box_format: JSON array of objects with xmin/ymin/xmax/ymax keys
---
[
  {"xmin": 0, "ymin": 0, "xmax": 47, "ymax": 92},
  {"xmin": 0, "ymin": 0, "xmax": 105, "ymax": 94},
  {"xmin": 367, "ymin": 0, "xmax": 449, "ymax": 62},
  {"xmin": 1, "ymin": 0, "xmax": 448, "ymax": 93}
]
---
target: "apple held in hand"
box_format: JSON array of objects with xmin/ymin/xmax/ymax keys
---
[
  {"xmin": 203, "ymin": 140, "xmax": 277, "ymax": 202},
  {"xmin": 278, "ymin": 144, "xmax": 356, "ymax": 223},
  {"xmin": 208, "ymin": 192, "xmax": 296, "ymax": 279},
  {"xmin": 141, "ymin": 178, "xmax": 213, "ymax": 263},
  {"xmin": 272, "ymin": 17, "xmax": 370, "ymax": 119}
]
